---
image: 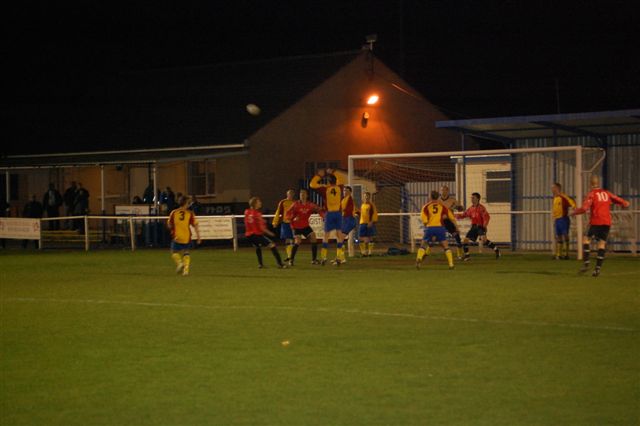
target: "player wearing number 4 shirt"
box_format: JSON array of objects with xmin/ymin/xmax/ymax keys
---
[
  {"xmin": 167, "ymin": 195, "xmax": 201, "ymax": 276},
  {"xmin": 571, "ymin": 175, "xmax": 630, "ymax": 277},
  {"xmin": 310, "ymin": 168, "xmax": 346, "ymax": 265}
]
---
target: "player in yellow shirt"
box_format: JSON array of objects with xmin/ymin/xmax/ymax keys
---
[
  {"xmin": 272, "ymin": 189, "xmax": 296, "ymax": 262},
  {"xmin": 416, "ymin": 190, "xmax": 456, "ymax": 270},
  {"xmin": 551, "ymin": 182, "xmax": 576, "ymax": 259},
  {"xmin": 358, "ymin": 191, "xmax": 378, "ymax": 256},
  {"xmin": 310, "ymin": 168, "xmax": 346, "ymax": 265},
  {"xmin": 167, "ymin": 195, "xmax": 201, "ymax": 276}
]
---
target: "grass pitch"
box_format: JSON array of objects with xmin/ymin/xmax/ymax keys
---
[{"xmin": 1, "ymin": 248, "xmax": 638, "ymax": 425}]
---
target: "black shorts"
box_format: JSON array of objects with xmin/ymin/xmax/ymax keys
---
[
  {"xmin": 466, "ymin": 225, "xmax": 486, "ymax": 242},
  {"xmin": 443, "ymin": 218, "xmax": 458, "ymax": 234},
  {"xmin": 293, "ymin": 226, "xmax": 315, "ymax": 238},
  {"xmin": 247, "ymin": 234, "xmax": 273, "ymax": 247},
  {"xmin": 587, "ymin": 225, "xmax": 610, "ymax": 242}
]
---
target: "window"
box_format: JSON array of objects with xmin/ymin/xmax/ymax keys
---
[
  {"xmin": 485, "ymin": 170, "xmax": 511, "ymax": 203},
  {"xmin": 188, "ymin": 160, "xmax": 216, "ymax": 195}
]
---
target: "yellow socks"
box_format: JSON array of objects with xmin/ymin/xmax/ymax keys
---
[
  {"xmin": 367, "ymin": 242, "xmax": 374, "ymax": 256},
  {"xmin": 359, "ymin": 242, "xmax": 367, "ymax": 255},
  {"xmin": 321, "ymin": 247, "xmax": 328, "ymax": 261},
  {"xmin": 286, "ymin": 244, "xmax": 292, "ymax": 260},
  {"xmin": 183, "ymin": 254, "xmax": 191, "ymax": 273},
  {"xmin": 337, "ymin": 247, "xmax": 345, "ymax": 261},
  {"xmin": 171, "ymin": 252, "xmax": 182, "ymax": 266},
  {"xmin": 416, "ymin": 248, "xmax": 426, "ymax": 262},
  {"xmin": 445, "ymin": 249, "xmax": 453, "ymax": 267},
  {"xmin": 425, "ymin": 245, "xmax": 431, "ymax": 256}
]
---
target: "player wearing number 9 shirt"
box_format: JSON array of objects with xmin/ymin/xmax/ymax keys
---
[
  {"xmin": 571, "ymin": 175, "xmax": 630, "ymax": 277},
  {"xmin": 167, "ymin": 195, "xmax": 201, "ymax": 276}
]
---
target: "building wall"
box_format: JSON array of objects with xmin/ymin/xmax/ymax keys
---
[{"xmin": 248, "ymin": 53, "xmax": 467, "ymax": 208}]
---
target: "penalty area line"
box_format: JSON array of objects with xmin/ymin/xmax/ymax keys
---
[{"xmin": 2, "ymin": 297, "xmax": 637, "ymax": 333}]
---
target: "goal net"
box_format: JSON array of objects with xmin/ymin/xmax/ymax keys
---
[{"xmin": 347, "ymin": 146, "xmax": 624, "ymax": 258}]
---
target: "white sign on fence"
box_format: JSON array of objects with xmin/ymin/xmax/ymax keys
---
[
  {"xmin": 410, "ymin": 214, "xmax": 472, "ymax": 240},
  {"xmin": 115, "ymin": 205, "xmax": 151, "ymax": 216},
  {"xmin": 197, "ymin": 216, "xmax": 235, "ymax": 240},
  {"xmin": 309, "ymin": 214, "xmax": 325, "ymax": 240},
  {"xmin": 0, "ymin": 218, "xmax": 41, "ymax": 240}
]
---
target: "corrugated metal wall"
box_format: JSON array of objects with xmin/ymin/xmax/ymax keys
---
[{"xmin": 514, "ymin": 135, "xmax": 639, "ymax": 251}]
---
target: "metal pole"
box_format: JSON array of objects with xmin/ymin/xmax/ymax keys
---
[
  {"xmin": 101, "ymin": 165, "xmax": 106, "ymax": 243},
  {"xmin": 84, "ymin": 216, "xmax": 90, "ymax": 252},
  {"xmin": 153, "ymin": 164, "xmax": 158, "ymax": 246},
  {"xmin": 575, "ymin": 146, "xmax": 583, "ymax": 260},
  {"xmin": 5, "ymin": 170, "xmax": 9, "ymax": 209},
  {"xmin": 100, "ymin": 165, "xmax": 105, "ymax": 214},
  {"xmin": 232, "ymin": 216, "xmax": 238, "ymax": 252}
]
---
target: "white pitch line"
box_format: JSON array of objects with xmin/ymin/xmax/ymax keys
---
[{"xmin": 2, "ymin": 297, "xmax": 637, "ymax": 333}]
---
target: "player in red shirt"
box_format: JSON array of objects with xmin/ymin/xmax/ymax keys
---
[
  {"xmin": 286, "ymin": 189, "xmax": 321, "ymax": 265},
  {"xmin": 457, "ymin": 192, "xmax": 501, "ymax": 260},
  {"xmin": 570, "ymin": 175, "xmax": 630, "ymax": 277},
  {"xmin": 244, "ymin": 197, "xmax": 287, "ymax": 269}
]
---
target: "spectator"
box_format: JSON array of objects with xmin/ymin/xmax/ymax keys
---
[
  {"xmin": 143, "ymin": 184, "xmax": 155, "ymax": 204},
  {"xmin": 22, "ymin": 195, "xmax": 43, "ymax": 248},
  {"xmin": 132, "ymin": 196, "xmax": 143, "ymax": 204},
  {"xmin": 189, "ymin": 195, "xmax": 203, "ymax": 215},
  {"xmin": 0, "ymin": 197, "xmax": 8, "ymax": 248},
  {"xmin": 42, "ymin": 183, "xmax": 62, "ymax": 230},
  {"xmin": 73, "ymin": 183, "xmax": 90, "ymax": 231},
  {"xmin": 63, "ymin": 181, "xmax": 78, "ymax": 229},
  {"xmin": 161, "ymin": 187, "xmax": 176, "ymax": 211}
]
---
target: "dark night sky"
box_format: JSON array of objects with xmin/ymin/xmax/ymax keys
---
[{"xmin": 5, "ymin": 0, "xmax": 640, "ymax": 120}]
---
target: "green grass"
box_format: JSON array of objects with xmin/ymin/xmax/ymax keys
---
[{"xmin": 1, "ymin": 248, "xmax": 639, "ymax": 425}]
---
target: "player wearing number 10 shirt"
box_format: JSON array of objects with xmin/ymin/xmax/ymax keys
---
[{"xmin": 571, "ymin": 175, "xmax": 630, "ymax": 277}]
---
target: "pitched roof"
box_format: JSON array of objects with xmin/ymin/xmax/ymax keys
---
[{"xmin": 5, "ymin": 50, "xmax": 362, "ymax": 155}]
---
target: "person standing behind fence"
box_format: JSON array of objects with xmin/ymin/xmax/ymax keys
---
[
  {"xmin": 63, "ymin": 181, "xmax": 77, "ymax": 229},
  {"xmin": 73, "ymin": 183, "xmax": 90, "ymax": 232},
  {"xmin": 0, "ymin": 198, "xmax": 9, "ymax": 248},
  {"xmin": 42, "ymin": 183, "xmax": 62, "ymax": 230},
  {"xmin": 22, "ymin": 195, "xmax": 43, "ymax": 248}
]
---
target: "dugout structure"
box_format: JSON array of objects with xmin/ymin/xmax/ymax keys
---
[{"xmin": 348, "ymin": 145, "xmax": 638, "ymax": 259}]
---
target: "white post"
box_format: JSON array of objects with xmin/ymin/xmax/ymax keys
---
[
  {"xmin": 575, "ymin": 145, "xmax": 583, "ymax": 260},
  {"xmin": 129, "ymin": 216, "xmax": 136, "ymax": 251}
]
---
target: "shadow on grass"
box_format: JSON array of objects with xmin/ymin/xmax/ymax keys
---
[{"xmin": 495, "ymin": 270, "xmax": 566, "ymax": 276}]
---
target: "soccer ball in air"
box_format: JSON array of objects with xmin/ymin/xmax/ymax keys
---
[{"xmin": 246, "ymin": 103, "xmax": 261, "ymax": 116}]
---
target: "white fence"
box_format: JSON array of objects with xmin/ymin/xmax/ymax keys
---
[{"xmin": 2, "ymin": 211, "xmax": 637, "ymax": 257}]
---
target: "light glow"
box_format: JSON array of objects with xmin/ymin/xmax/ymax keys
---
[{"xmin": 366, "ymin": 95, "xmax": 379, "ymax": 105}]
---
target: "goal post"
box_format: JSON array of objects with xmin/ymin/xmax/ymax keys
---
[{"xmin": 348, "ymin": 146, "xmax": 609, "ymax": 259}]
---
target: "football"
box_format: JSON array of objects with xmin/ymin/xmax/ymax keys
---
[{"xmin": 246, "ymin": 103, "xmax": 261, "ymax": 116}]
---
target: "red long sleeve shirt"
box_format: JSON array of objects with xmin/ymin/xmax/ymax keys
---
[
  {"xmin": 573, "ymin": 189, "xmax": 629, "ymax": 226},
  {"xmin": 459, "ymin": 204, "xmax": 490, "ymax": 227}
]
